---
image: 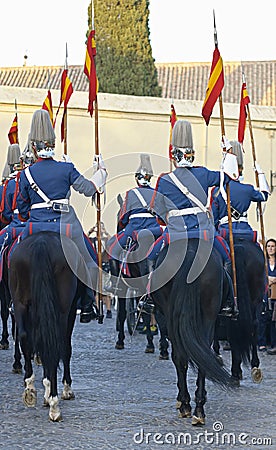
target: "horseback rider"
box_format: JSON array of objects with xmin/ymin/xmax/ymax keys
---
[
  {"xmin": 0, "ymin": 144, "xmax": 28, "ymax": 249},
  {"xmin": 15, "ymin": 109, "xmax": 107, "ymax": 323},
  {"xmin": 148, "ymin": 120, "xmax": 238, "ymax": 317},
  {"xmin": 105, "ymin": 153, "xmax": 163, "ymax": 293},
  {"xmin": 211, "ymin": 139, "xmax": 270, "ymax": 242}
]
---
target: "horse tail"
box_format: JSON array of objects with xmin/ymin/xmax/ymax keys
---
[
  {"xmin": 171, "ymin": 259, "xmax": 232, "ymax": 388},
  {"xmin": 30, "ymin": 237, "xmax": 61, "ymax": 373},
  {"xmin": 228, "ymin": 244, "xmax": 253, "ymax": 365}
]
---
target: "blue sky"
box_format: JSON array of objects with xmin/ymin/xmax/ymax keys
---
[{"xmin": 0, "ymin": 0, "xmax": 275, "ymax": 67}]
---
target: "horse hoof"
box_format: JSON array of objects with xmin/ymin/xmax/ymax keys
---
[
  {"xmin": 230, "ymin": 376, "xmax": 240, "ymax": 387},
  {"xmin": 115, "ymin": 341, "xmax": 124, "ymax": 350},
  {"xmin": 49, "ymin": 412, "xmax": 63, "ymax": 422},
  {"xmin": 12, "ymin": 367, "xmax": 22, "ymax": 374},
  {"xmin": 34, "ymin": 354, "xmax": 42, "ymax": 366},
  {"xmin": 192, "ymin": 415, "xmax": 205, "ymax": 426},
  {"xmin": 61, "ymin": 387, "xmax": 75, "ymax": 400},
  {"xmin": 0, "ymin": 342, "xmax": 9, "ymax": 350},
  {"xmin": 23, "ymin": 388, "xmax": 37, "ymax": 407},
  {"xmin": 145, "ymin": 345, "xmax": 154, "ymax": 354},
  {"xmin": 159, "ymin": 353, "xmax": 169, "ymax": 360},
  {"xmin": 178, "ymin": 409, "xmax": 192, "ymax": 418},
  {"xmin": 251, "ymin": 367, "xmax": 263, "ymax": 384}
]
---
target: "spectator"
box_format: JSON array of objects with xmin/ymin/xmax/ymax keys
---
[{"xmin": 264, "ymin": 239, "xmax": 276, "ymax": 354}]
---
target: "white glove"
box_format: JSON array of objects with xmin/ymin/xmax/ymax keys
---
[
  {"xmin": 220, "ymin": 136, "xmax": 232, "ymax": 152},
  {"xmin": 254, "ymin": 163, "xmax": 271, "ymax": 194},
  {"xmin": 93, "ymin": 153, "xmax": 106, "ymax": 170},
  {"xmin": 254, "ymin": 162, "xmax": 263, "ymax": 174},
  {"xmin": 220, "ymin": 152, "xmax": 239, "ymax": 180},
  {"xmin": 61, "ymin": 154, "xmax": 72, "ymax": 163},
  {"xmin": 91, "ymin": 168, "xmax": 107, "ymax": 193}
]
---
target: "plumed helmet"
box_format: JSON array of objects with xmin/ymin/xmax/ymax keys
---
[
  {"xmin": 171, "ymin": 120, "xmax": 195, "ymax": 167},
  {"xmin": 230, "ymin": 140, "xmax": 243, "ymax": 167},
  {"xmin": 29, "ymin": 109, "xmax": 56, "ymax": 158},
  {"xmin": 135, "ymin": 154, "xmax": 153, "ymax": 186},
  {"xmin": 7, "ymin": 143, "xmax": 21, "ymax": 166}
]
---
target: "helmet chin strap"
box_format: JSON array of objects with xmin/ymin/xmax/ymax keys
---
[{"xmin": 175, "ymin": 159, "xmax": 193, "ymax": 168}]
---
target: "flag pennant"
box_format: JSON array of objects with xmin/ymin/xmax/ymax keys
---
[
  {"xmin": 238, "ymin": 82, "xmax": 250, "ymax": 145},
  {"xmin": 202, "ymin": 47, "xmax": 224, "ymax": 125},
  {"xmin": 42, "ymin": 90, "xmax": 54, "ymax": 125},
  {"xmin": 60, "ymin": 69, "xmax": 73, "ymax": 109},
  {"xmin": 84, "ymin": 29, "xmax": 98, "ymax": 117},
  {"xmin": 169, "ymin": 104, "xmax": 177, "ymax": 159},
  {"xmin": 8, "ymin": 114, "xmax": 19, "ymax": 144}
]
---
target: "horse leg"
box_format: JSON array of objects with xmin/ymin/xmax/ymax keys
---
[
  {"xmin": 155, "ymin": 309, "xmax": 169, "ymax": 360},
  {"xmin": 115, "ymin": 297, "xmax": 126, "ymax": 349},
  {"xmin": 251, "ymin": 317, "xmax": 263, "ymax": 383},
  {"xmin": 172, "ymin": 348, "xmax": 191, "ymax": 418},
  {"xmin": 0, "ymin": 290, "xmax": 9, "ymax": 349},
  {"xmin": 48, "ymin": 372, "xmax": 62, "ymax": 422},
  {"xmin": 192, "ymin": 369, "xmax": 206, "ymax": 426},
  {"xmin": 143, "ymin": 311, "xmax": 154, "ymax": 353},
  {"xmin": 61, "ymin": 313, "xmax": 75, "ymax": 400},
  {"xmin": 12, "ymin": 324, "xmax": 22, "ymax": 374},
  {"xmin": 230, "ymin": 348, "xmax": 242, "ymax": 386}
]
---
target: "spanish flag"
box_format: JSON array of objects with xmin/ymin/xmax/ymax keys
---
[
  {"xmin": 202, "ymin": 47, "xmax": 224, "ymax": 125},
  {"xmin": 60, "ymin": 69, "xmax": 73, "ymax": 109},
  {"xmin": 84, "ymin": 29, "xmax": 98, "ymax": 117},
  {"xmin": 169, "ymin": 104, "xmax": 177, "ymax": 159},
  {"xmin": 238, "ymin": 82, "xmax": 250, "ymax": 145},
  {"xmin": 42, "ymin": 90, "xmax": 54, "ymax": 125},
  {"xmin": 8, "ymin": 114, "xmax": 18, "ymax": 144}
]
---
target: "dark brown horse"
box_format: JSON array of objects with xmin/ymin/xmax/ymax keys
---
[
  {"xmin": 213, "ymin": 238, "xmax": 265, "ymax": 384},
  {"xmin": 9, "ymin": 231, "xmax": 87, "ymax": 421},
  {"xmin": 151, "ymin": 238, "xmax": 234, "ymax": 425}
]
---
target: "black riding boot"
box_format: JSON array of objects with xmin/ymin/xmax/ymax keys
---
[
  {"xmin": 137, "ymin": 259, "xmax": 155, "ymax": 314},
  {"xmin": 104, "ymin": 259, "xmax": 123, "ymax": 294},
  {"xmin": 80, "ymin": 287, "xmax": 99, "ymax": 323},
  {"xmin": 220, "ymin": 261, "xmax": 239, "ymax": 319}
]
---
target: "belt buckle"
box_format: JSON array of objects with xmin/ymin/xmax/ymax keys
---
[{"xmin": 52, "ymin": 202, "xmax": 69, "ymax": 213}]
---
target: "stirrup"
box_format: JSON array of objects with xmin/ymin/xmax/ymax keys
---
[{"xmin": 137, "ymin": 294, "xmax": 155, "ymax": 314}]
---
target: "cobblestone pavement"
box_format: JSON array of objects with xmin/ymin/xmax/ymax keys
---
[{"xmin": 0, "ymin": 308, "xmax": 275, "ymax": 450}]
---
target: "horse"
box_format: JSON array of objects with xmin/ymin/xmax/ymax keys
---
[
  {"xmin": 8, "ymin": 231, "xmax": 87, "ymax": 422},
  {"xmin": 151, "ymin": 238, "xmax": 234, "ymax": 425},
  {"xmin": 213, "ymin": 238, "xmax": 265, "ymax": 385},
  {"xmin": 113, "ymin": 236, "xmax": 169, "ymax": 359}
]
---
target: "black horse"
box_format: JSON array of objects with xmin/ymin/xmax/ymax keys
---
[
  {"xmin": 9, "ymin": 231, "xmax": 87, "ymax": 422},
  {"xmin": 151, "ymin": 238, "xmax": 234, "ymax": 425},
  {"xmin": 213, "ymin": 238, "xmax": 265, "ymax": 384},
  {"xmin": 113, "ymin": 237, "xmax": 169, "ymax": 359}
]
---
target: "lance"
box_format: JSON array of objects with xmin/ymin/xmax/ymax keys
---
[
  {"xmin": 213, "ymin": 10, "xmax": 238, "ymax": 306},
  {"xmin": 91, "ymin": 0, "xmax": 104, "ymax": 324},
  {"xmin": 242, "ymin": 71, "xmax": 268, "ymax": 278},
  {"xmin": 63, "ymin": 43, "xmax": 68, "ymax": 155}
]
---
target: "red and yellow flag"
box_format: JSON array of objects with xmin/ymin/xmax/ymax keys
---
[
  {"xmin": 202, "ymin": 47, "xmax": 224, "ymax": 125},
  {"xmin": 238, "ymin": 82, "xmax": 250, "ymax": 144},
  {"xmin": 8, "ymin": 114, "xmax": 19, "ymax": 144},
  {"xmin": 84, "ymin": 29, "xmax": 98, "ymax": 117},
  {"xmin": 42, "ymin": 90, "xmax": 54, "ymax": 125},
  {"xmin": 169, "ymin": 104, "xmax": 177, "ymax": 159},
  {"xmin": 60, "ymin": 69, "xmax": 73, "ymax": 109}
]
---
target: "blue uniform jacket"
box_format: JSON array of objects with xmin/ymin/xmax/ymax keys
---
[
  {"xmin": 152, "ymin": 166, "xmax": 223, "ymax": 241},
  {"xmin": 18, "ymin": 158, "xmax": 96, "ymax": 224},
  {"xmin": 211, "ymin": 179, "xmax": 268, "ymax": 236}
]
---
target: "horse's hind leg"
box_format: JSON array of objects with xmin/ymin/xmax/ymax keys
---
[
  {"xmin": 192, "ymin": 369, "xmax": 206, "ymax": 426},
  {"xmin": 115, "ymin": 298, "xmax": 126, "ymax": 349},
  {"xmin": 0, "ymin": 291, "xmax": 9, "ymax": 349},
  {"xmin": 12, "ymin": 325, "xmax": 22, "ymax": 374},
  {"xmin": 61, "ymin": 316, "xmax": 75, "ymax": 400},
  {"xmin": 172, "ymin": 348, "xmax": 191, "ymax": 418},
  {"xmin": 251, "ymin": 318, "xmax": 262, "ymax": 383},
  {"xmin": 155, "ymin": 309, "xmax": 169, "ymax": 360}
]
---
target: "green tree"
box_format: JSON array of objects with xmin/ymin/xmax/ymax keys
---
[{"xmin": 87, "ymin": 0, "xmax": 161, "ymax": 97}]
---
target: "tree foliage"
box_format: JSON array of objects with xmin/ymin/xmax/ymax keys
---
[{"xmin": 87, "ymin": 0, "xmax": 162, "ymax": 97}]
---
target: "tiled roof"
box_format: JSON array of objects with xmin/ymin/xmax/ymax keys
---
[{"xmin": 0, "ymin": 61, "xmax": 275, "ymax": 106}]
